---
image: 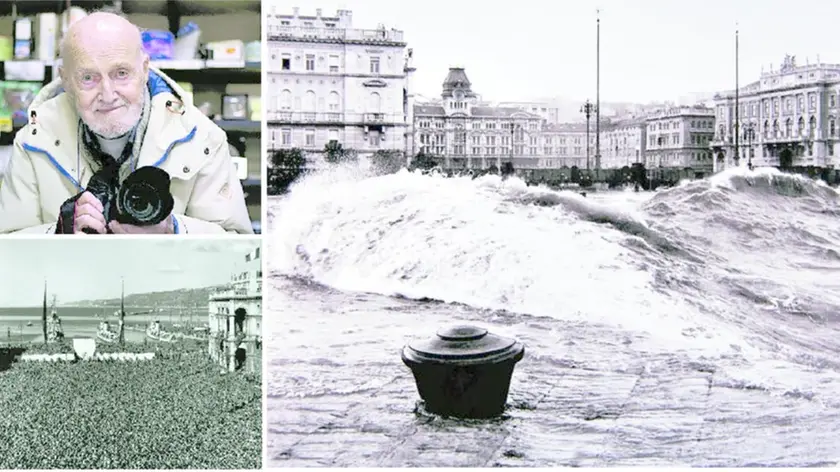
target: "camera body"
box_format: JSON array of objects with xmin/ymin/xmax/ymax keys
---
[{"xmin": 83, "ymin": 165, "xmax": 175, "ymax": 233}]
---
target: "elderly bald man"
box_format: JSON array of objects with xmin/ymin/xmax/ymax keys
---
[{"xmin": 0, "ymin": 12, "xmax": 253, "ymax": 234}]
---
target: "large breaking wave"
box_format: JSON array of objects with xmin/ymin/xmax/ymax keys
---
[{"xmin": 268, "ymin": 165, "xmax": 840, "ymax": 390}]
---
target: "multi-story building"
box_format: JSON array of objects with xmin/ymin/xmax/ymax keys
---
[
  {"xmin": 601, "ymin": 119, "xmax": 646, "ymax": 169},
  {"xmin": 537, "ymin": 123, "xmax": 592, "ymax": 170},
  {"xmin": 412, "ymin": 68, "xmax": 544, "ymax": 170},
  {"xmin": 412, "ymin": 68, "xmax": 650, "ymax": 172},
  {"xmin": 711, "ymin": 55, "xmax": 840, "ymax": 171},
  {"xmin": 266, "ymin": 7, "xmax": 414, "ymax": 162},
  {"xmin": 208, "ymin": 247, "xmax": 262, "ymax": 374},
  {"xmin": 497, "ymin": 101, "xmax": 562, "ymax": 125},
  {"xmin": 645, "ymin": 106, "xmax": 716, "ymax": 176}
]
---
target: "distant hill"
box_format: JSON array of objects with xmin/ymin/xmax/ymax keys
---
[{"xmin": 68, "ymin": 285, "xmax": 225, "ymax": 308}]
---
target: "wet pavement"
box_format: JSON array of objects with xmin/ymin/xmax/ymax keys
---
[{"xmin": 266, "ymin": 277, "xmax": 840, "ymax": 468}]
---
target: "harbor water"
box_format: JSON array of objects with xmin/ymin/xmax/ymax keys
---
[{"xmin": 266, "ymin": 166, "xmax": 840, "ymax": 467}]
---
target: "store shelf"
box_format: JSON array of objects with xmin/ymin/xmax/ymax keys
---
[
  {"xmin": 152, "ymin": 60, "xmax": 260, "ymax": 84},
  {"xmin": 0, "ymin": 60, "xmax": 53, "ymax": 83}
]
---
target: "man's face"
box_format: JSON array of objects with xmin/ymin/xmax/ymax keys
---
[{"xmin": 63, "ymin": 43, "xmax": 148, "ymax": 139}]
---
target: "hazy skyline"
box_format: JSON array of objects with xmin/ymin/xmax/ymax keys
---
[
  {"xmin": 0, "ymin": 239, "xmax": 260, "ymax": 307},
  {"xmin": 276, "ymin": 0, "xmax": 840, "ymax": 104}
]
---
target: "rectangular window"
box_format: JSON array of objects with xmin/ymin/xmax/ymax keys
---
[
  {"xmin": 281, "ymin": 129, "xmax": 292, "ymax": 146},
  {"xmin": 329, "ymin": 55, "xmax": 339, "ymax": 73},
  {"xmin": 281, "ymin": 54, "xmax": 291, "ymax": 70},
  {"xmin": 328, "ymin": 129, "xmax": 339, "ymax": 142},
  {"xmin": 305, "ymin": 54, "xmax": 315, "ymax": 71},
  {"xmin": 370, "ymin": 57, "xmax": 380, "ymax": 74},
  {"xmin": 305, "ymin": 129, "xmax": 315, "ymax": 147}
]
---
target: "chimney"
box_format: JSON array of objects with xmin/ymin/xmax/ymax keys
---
[
  {"xmin": 316, "ymin": 8, "xmax": 322, "ymax": 17},
  {"xmin": 293, "ymin": 7, "xmax": 299, "ymax": 17}
]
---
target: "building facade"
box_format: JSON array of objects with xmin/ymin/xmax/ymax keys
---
[
  {"xmin": 266, "ymin": 7, "xmax": 414, "ymax": 163},
  {"xmin": 413, "ymin": 68, "xmax": 658, "ymax": 172},
  {"xmin": 208, "ymin": 247, "xmax": 262, "ymax": 374},
  {"xmin": 645, "ymin": 106, "xmax": 716, "ymax": 176},
  {"xmin": 601, "ymin": 119, "xmax": 646, "ymax": 169},
  {"xmin": 496, "ymin": 101, "xmax": 562, "ymax": 125},
  {"xmin": 711, "ymin": 55, "xmax": 840, "ymax": 171},
  {"xmin": 413, "ymin": 68, "xmax": 545, "ymax": 170}
]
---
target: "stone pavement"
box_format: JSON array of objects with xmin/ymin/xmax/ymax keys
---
[
  {"xmin": 265, "ymin": 277, "xmax": 840, "ymax": 468},
  {"xmin": 267, "ymin": 345, "xmax": 840, "ymax": 467}
]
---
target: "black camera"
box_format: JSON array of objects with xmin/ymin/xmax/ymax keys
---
[{"xmin": 81, "ymin": 166, "xmax": 175, "ymax": 233}]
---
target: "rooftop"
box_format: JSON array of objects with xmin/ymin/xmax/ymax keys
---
[{"xmin": 413, "ymin": 104, "xmax": 542, "ymax": 120}]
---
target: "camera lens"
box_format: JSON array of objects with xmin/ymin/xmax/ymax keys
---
[
  {"xmin": 124, "ymin": 183, "xmax": 160, "ymax": 220},
  {"xmin": 115, "ymin": 166, "xmax": 175, "ymax": 226}
]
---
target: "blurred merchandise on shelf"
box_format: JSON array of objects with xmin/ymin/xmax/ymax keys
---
[
  {"xmin": 37, "ymin": 13, "xmax": 58, "ymax": 61},
  {"xmin": 0, "ymin": 81, "xmax": 40, "ymax": 133},
  {"xmin": 0, "ymin": 36, "xmax": 12, "ymax": 61},
  {"xmin": 174, "ymin": 22, "xmax": 201, "ymax": 60},
  {"xmin": 3, "ymin": 61, "xmax": 46, "ymax": 81},
  {"xmin": 228, "ymin": 144, "xmax": 248, "ymax": 180},
  {"xmin": 221, "ymin": 94, "xmax": 249, "ymax": 120},
  {"xmin": 206, "ymin": 40, "xmax": 244, "ymax": 61},
  {"xmin": 197, "ymin": 101, "xmax": 213, "ymax": 118},
  {"xmin": 60, "ymin": 6, "xmax": 87, "ymax": 36},
  {"xmin": 141, "ymin": 30, "xmax": 175, "ymax": 60},
  {"xmin": 13, "ymin": 17, "xmax": 33, "ymax": 59},
  {"xmin": 244, "ymin": 41, "xmax": 260, "ymax": 63},
  {"xmin": 248, "ymin": 96, "xmax": 260, "ymax": 121}
]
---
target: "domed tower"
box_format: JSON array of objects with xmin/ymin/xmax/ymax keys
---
[{"xmin": 441, "ymin": 67, "xmax": 477, "ymax": 116}]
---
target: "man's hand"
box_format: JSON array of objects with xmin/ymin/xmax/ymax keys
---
[
  {"xmin": 109, "ymin": 215, "xmax": 175, "ymax": 234},
  {"xmin": 69, "ymin": 191, "xmax": 107, "ymax": 234}
]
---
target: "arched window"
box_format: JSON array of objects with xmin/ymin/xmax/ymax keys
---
[
  {"xmin": 773, "ymin": 120, "xmax": 779, "ymax": 137},
  {"xmin": 763, "ymin": 120, "xmax": 769, "ymax": 138},
  {"xmin": 303, "ymin": 90, "xmax": 316, "ymax": 112},
  {"xmin": 328, "ymin": 91, "xmax": 340, "ymax": 111},
  {"xmin": 280, "ymin": 89, "xmax": 292, "ymax": 110},
  {"xmin": 830, "ymin": 117, "xmax": 836, "ymax": 137},
  {"xmin": 785, "ymin": 118, "xmax": 792, "ymax": 137},
  {"xmin": 809, "ymin": 116, "xmax": 817, "ymax": 136},
  {"xmin": 368, "ymin": 92, "xmax": 382, "ymax": 112},
  {"xmin": 797, "ymin": 116, "xmax": 805, "ymax": 136}
]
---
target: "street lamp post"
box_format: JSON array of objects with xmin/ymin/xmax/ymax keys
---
[
  {"xmin": 509, "ymin": 122, "xmax": 515, "ymax": 171},
  {"xmin": 580, "ymin": 99, "xmax": 596, "ymax": 172},
  {"xmin": 745, "ymin": 122, "xmax": 755, "ymax": 170}
]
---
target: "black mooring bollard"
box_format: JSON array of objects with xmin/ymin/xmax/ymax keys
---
[{"xmin": 401, "ymin": 325, "xmax": 525, "ymax": 419}]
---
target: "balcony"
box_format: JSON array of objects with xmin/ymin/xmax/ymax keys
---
[
  {"xmin": 363, "ymin": 113, "xmax": 385, "ymax": 124},
  {"xmin": 267, "ymin": 111, "xmax": 405, "ymax": 126},
  {"xmin": 709, "ymin": 137, "xmax": 727, "ymax": 147},
  {"xmin": 270, "ymin": 26, "xmax": 405, "ymax": 45},
  {"xmin": 267, "ymin": 111, "xmax": 345, "ymax": 125}
]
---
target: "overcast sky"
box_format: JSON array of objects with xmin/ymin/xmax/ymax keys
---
[
  {"xmin": 0, "ymin": 238, "xmax": 261, "ymax": 307},
  {"xmin": 273, "ymin": 0, "xmax": 840, "ymax": 103}
]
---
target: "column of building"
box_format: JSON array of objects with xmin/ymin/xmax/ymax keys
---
[{"xmin": 227, "ymin": 311, "xmax": 237, "ymax": 372}]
